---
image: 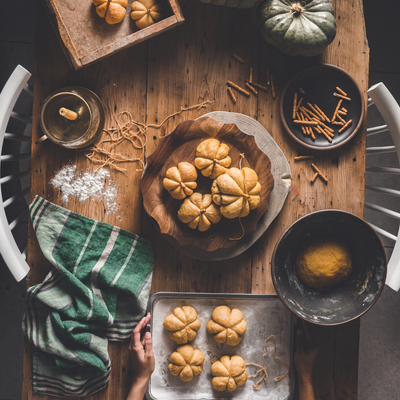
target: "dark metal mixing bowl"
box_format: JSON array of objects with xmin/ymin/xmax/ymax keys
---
[{"xmin": 271, "ymin": 210, "xmax": 387, "ymax": 325}]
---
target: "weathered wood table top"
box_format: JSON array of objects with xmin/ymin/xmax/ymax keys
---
[{"xmin": 23, "ymin": 0, "xmax": 369, "ymax": 398}]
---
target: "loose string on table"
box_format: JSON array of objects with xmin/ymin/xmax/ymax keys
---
[
  {"xmin": 247, "ymin": 334, "xmax": 290, "ymax": 391},
  {"xmin": 85, "ymin": 100, "xmax": 216, "ymax": 174}
]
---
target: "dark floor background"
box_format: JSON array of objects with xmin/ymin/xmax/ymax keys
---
[{"xmin": 1, "ymin": 1, "xmax": 400, "ymax": 399}]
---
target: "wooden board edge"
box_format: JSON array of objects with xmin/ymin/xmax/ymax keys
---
[
  {"xmin": 40, "ymin": 0, "xmax": 83, "ymax": 70},
  {"xmin": 168, "ymin": 0, "xmax": 185, "ymax": 22},
  {"xmin": 80, "ymin": 15, "xmax": 184, "ymax": 67}
]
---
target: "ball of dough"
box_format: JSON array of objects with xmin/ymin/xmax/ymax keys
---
[
  {"xmin": 295, "ymin": 238, "xmax": 352, "ymax": 288},
  {"xmin": 163, "ymin": 306, "xmax": 201, "ymax": 344},
  {"xmin": 206, "ymin": 305, "xmax": 247, "ymax": 346},
  {"xmin": 211, "ymin": 355, "xmax": 247, "ymax": 391},
  {"xmin": 168, "ymin": 345, "xmax": 205, "ymax": 381}
]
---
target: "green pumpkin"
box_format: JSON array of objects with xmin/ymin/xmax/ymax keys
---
[
  {"xmin": 257, "ymin": 0, "xmax": 336, "ymax": 57},
  {"xmin": 198, "ymin": 0, "xmax": 259, "ymax": 8}
]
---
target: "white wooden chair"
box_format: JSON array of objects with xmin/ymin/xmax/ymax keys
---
[
  {"xmin": 0, "ymin": 65, "xmax": 32, "ymax": 281},
  {"xmin": 365, "ymin": 82, "xmax": 400, "ymax": 292}
]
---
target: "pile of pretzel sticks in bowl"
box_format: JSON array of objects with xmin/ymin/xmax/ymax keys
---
[{"xmin": 292, "ymin": 86, "xmax": 352, "ymax": 143}]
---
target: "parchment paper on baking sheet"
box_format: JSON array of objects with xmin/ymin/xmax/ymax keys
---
[{"xmin": 147, "ymin": 293, "xmax": 294, "ymax": 400}]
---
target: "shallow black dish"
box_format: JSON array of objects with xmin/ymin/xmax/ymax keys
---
[
  {"xmin": 280, "ymin": 64, "xmax": 365, "ymax": 150},
  {"xmin": 271, "ymin": 210, "xmax": 387, "ymax": 325}
]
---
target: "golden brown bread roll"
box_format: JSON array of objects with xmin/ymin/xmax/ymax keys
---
[
  {"xmin": 211, "ymin": 167, "xmax": 261, "ymax": 219},
  {"xmin": 168, "ymin": 345, "xmax": 205, "ymax": 381},
  {"xmin": 211, "ymin": 355, "xmax": 247, "ymax": 391},
  {"xmin": 163, "ymin": 162, "xmax": 198, "ymax": 200},
  {"xmin": 178, "ymin": 193, "xmax": 221, "ymax": 231},
  {"xmin": 194, "ymin": 139, "xmax": 231, "ymax": 180},
  {"xmin": 163, "ymin": 306, "xmax": 201, "ymax": 344},
  {"xmin": 207, "ymin": 305, "xmax": 247, "ymax": 346},
  {"xmin": 93, "ymin": 0, "xmax": 128, "ymax": 24}
]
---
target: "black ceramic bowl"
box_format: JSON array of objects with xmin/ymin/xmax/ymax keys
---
[
  {"xmin": 271, "ymin": 210, "xmax": 387, "ymax": 325},
  {"xmin": 280, "ymin": 64, "xmax": 365, "ymax": 150}
]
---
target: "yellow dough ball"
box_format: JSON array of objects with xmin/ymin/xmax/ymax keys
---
[{"xmin": 295, "ymin": 238, "xmax": 352, "ymax": 289}]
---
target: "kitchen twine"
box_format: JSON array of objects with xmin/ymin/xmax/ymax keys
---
[{"xmin": 85, "ymin": 100, "xmax": 215, "ymax": 174}]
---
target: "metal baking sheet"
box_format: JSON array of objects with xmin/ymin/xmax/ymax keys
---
[{"xmin": 146, "ymin": 292, "xmax": 294, "ymax": 400}]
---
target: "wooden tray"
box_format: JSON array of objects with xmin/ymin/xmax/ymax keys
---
[
  {"xmin": 141, "ymin": 113, "xmax": 290, "ymax": 260},
  {"xmin": 42, "ymin": 0, "xmax": 184, "ymax": 70}
]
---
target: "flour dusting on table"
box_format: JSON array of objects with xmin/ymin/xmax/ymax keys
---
[{"xmin": 51, "ymin": 165, "xmax": 119, "ymax": 215}]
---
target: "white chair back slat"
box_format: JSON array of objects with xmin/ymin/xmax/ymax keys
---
[
  {"xmin": 386, "ymin": 224, "xmax": 400, "ymax": 291},
  {"xmin": 0, "ymin": 169, "xmax": 30, "ymax": 185},
  {"xmin": 365, "ymin": 202, "xmax": 400, "ymax": 221},
  {"xmin": 365, "ymin": 184, "xmax": 400, "ymax": 197},
  {"xmin": 366, "ymin": 146, "xmax": 396, "ymax": 156},
  {"xmin": 1, "ymin": 153, "xmax": 31, "ymax": 162},
  {"xmin": 4, "ymin": 132, "xmax": 32, "ymax": 142},
  {"xmin": 9, "ymin": 208, "xmax": 29, "ymax": 232},
  {"xmin": 0, "ymin": 65, "xmax": 31, "ymax": 281},
  {"xmin": 365, "ymin": 166, "xmax": 400, "ymax": 174},
  {"xmin": 366, "ymin": 124, "xmax": 388, "ymax": 136},
  {"xmin": 3, "ymin": 187, "xmax": 31, "ymax": 208},
  {"xmin": 10, "ymin": 111, "xmax": 32, "ymax": 125},
  {"xmin": 367, "ymin": 222, "xmax": 397, "ymax": 242}
]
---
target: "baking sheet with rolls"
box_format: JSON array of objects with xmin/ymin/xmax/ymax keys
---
[{"xmin": 146, "ymin": 292, "xmax": 294, "ymax": 400}]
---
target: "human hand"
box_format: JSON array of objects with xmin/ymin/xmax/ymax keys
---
[
  {"xmin": 294, "ymin": 320, "xmax": 319, "ymax": 383},
  {"xmin": 128, "ymin": 313, "xmax": 155, "ymax": 387}
]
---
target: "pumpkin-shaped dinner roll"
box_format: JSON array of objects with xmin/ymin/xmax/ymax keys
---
[
  {"xmin": 168, "ymin": 345, "xmax": 205, "ymax": 381},
  {"xmin": 93, "ymin": 0, "xmax": 128, "ymax": 24},
  {"xmin": 131, "ymin": 0, "xmax": 163, "ymax": 29},
  {"xmin": 211, "ymin": 355, "xmax": 247, "ymax": 392},
  {"xmin": 211, "ymin": 167, "xmax": 261, "ymax": 219},
  {"xmin": 207, "ymin": 305, "xmax": 247, "ymax": 346},
  {"xmin": 194, "ymin": 139, "xmax": 231, "ymax": 180},
  {"xmin": 178, "ymin": 193, "xmax": 221, "ymax": 232},
  {"xmin": 163, "ymin": 162, "xmax": 198, "ymax": 200},
  {"xmin": 163, "ymin": 306, "xmax": 201, "ymax": 344}
]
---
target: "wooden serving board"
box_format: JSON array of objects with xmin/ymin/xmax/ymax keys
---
[{"xmin": 42, "ymin": 0, "xmax": 184, "ymax": 70}]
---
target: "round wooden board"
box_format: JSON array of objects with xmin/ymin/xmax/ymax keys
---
[{"xmin": 141, "ymin": 112, "xmax": 291, "ymax": 261}]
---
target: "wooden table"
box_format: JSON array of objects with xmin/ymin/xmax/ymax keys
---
[{"xmin": 23, "ymin": 0, "xmax": 369, "ymax": 398}]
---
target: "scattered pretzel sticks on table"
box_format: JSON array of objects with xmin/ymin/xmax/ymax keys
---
[
  {"xmin": 294, "ymin": 155, "xmax": 328, "ymax": 184},
  {"xmin": 291, "ymin": 86, "xmax": 353, "ymax": 143},
  {"xmin": 227, "ymin": 53, "xmax": 275, "ymax": 104}
]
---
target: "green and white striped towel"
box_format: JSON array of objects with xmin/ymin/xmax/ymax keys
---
[{"xmin": 22, "ymin": 196, "xmax": 154, "ymax": 397}]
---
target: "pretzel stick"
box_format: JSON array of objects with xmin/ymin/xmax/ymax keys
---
[
  {"xmin": 337, "ymin": 110, "xmax": 347, "ymax": 116},
  {"xmin": 312, "ymin": 163, "xmax": 328, "ymax": 182},
  {"xmin": 336, "ymin": 86, "xmax": 348, "ymax": 96},
  {"xmin": 301, "ymin": 106, "xmax": 320, "ymax": 121},
  {"xmin": 266, "ymin": 67, "xmax": 271, "ymax": 85},
  {"xmin": 311, "ymin": 172, "xmax": 319, "ymax": 183},
  {"xmin": 293, "ymin": 120, "xmax": 318, "ymax": 125},
  {"xmin": 294, "ymin": 155, "xmax": 314, "ymax": 161},
  {"xmin": 321, "ymin": 130, "xmax": 333, "ymax": 142},
  {"xmin": 334, "ymin": 92, "xmax": 351, "ymax": 101},
  {"xmin": 324, "ymin": 128, "xmax": 334, "ymax": 138},
  {"xmin": 310, "ymin": 127, "xmax": 316, "ymax": 140},
  {"xmin": 299, "ymin": 87, "xmax": 306, "ymax": 94},
  {"xmin": 227, "ymin": 87, "xmax": 237, "ymax": 103},
  {"xmin": 226, "ymin": 80, "xmax": 250, "ymax": 97},
  {"xmin": 297, "ymin": 112, "xmax": 306, "ymax": 135},
  {"xmin": 338, "ymin": 119, "xmax": 353, "ymax": 132},
  {"xmin": 331, "ymin": 99, "xmax": 343, "ymax": 122},
  {"xmin": 314, "ymin": 104, "xmax": 330, "ymax": 122},
  {"xmin": 341, "ymin": 107, "xmax": 348, "ymax": 113},
  {"xmin": 332, "ymin": 121, "xmax": 344, "ymax": 126},
  {"xmin": 232, "ymin": 53, "xmax": 245, "ymax": 63},
  {"xmin": 292, "ymin": 92, "xmax": 298, "ymax": 119},
  {"xmin": 271, "ymin": 73, "xmax": 276, "ymax": 99},
  {"xmin": 246, "ymin": 80, "xmax": 268, "ymax": 92},
  {"xmin": 246, "ymin": 82, "xmax": 258, "ymax": 96},
  {"xmin": 314, "ymin": 119, "xmax": 334, "ymax": 133},
  {"xmin": 249, "ymin": 67, "xmax": 253, "ymax": 83},
  {"xmin": 307, "ymin": 103, "xmax": 324, "ymax": 121},
  {"xmin": 337, "ymin": 114, "xmax": 346, "ymax": 124},
  {"xmin": 296, "ymin": 97, "xmax": 303, "ymax": 111}
]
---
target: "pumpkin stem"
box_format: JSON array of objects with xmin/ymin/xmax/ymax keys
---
[{"xmin": 290, "ymin": 2, "xmax": 305, "ymax": 16}]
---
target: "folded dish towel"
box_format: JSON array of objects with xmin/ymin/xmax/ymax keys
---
[{"xmin": 22, "ymin": 196, "xmax": 154, "ymax": 397}]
